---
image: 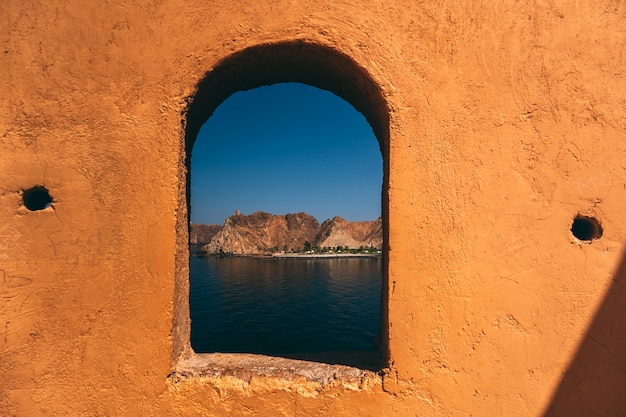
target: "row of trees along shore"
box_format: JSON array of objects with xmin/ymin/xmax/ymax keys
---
[{"xmin": 257, "ymin": 242, "xmax": 381, "ymax": 254}]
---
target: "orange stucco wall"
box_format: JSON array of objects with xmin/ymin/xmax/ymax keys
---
[{"xmin": 2, "ymin": 1, "xmax": 626, "ymax": 416}]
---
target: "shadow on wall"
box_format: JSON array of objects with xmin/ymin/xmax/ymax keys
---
[{"xmin": 543, "ymin": 250, "xmax": 626, "ymax": 417}]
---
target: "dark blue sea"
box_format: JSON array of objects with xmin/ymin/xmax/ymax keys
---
[{"xmin": 189, "ymin": 253, "xmax": 382, "ymax": 366}]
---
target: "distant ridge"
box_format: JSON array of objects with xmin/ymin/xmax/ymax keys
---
[
  {"xmin": 197, "ymin": 211, "xmax": 382, "ymax": 256},
  {"xmin": 190, "ymin": 223, "xmax": 223, "ymax": 245}
]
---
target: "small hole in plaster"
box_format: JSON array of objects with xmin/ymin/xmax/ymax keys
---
[
  {"xmin": 22, "ymin": 186, "xmax": 53, "ymax": 211},
  {"xmin": 571, "ymin": 215, "xmax": 602, "ymax": 242}
]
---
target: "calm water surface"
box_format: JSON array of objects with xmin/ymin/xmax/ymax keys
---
[{"xmin": 190, "ymin": 254, "xmax": 382, "ymax": 356}]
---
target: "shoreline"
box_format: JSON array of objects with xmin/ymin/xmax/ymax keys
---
[
  {"xmin": 194, "ymin": 251, "xmax": 381, "ymax": 259},
  {"xmin": 271, "ymin": 253, "xmax": 381, "ymax": 259}
]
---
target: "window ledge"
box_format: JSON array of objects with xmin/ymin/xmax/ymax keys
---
[{"xmin": 173, "ymin": 352, "xmax": 382, "ymax": 387}]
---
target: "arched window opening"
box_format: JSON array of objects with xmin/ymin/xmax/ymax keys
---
[
  {"xmin": 174, "ymin": 41, "xmax": 390, "ymax": 371},
  {"xmin": 189, "ymin": 83, "xmax": 382, "ymax": 368}
]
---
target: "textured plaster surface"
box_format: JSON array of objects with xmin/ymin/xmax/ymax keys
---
[{"xmin": 1, "ymin": 1, "xmax": 626, "ymax": 416}]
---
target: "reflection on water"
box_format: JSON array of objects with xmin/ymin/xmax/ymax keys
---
[{"xmin": 190, "ymin": 254, "xmax": 382, "ymax": 362}]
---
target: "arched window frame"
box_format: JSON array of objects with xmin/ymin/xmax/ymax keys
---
[{"xmin": 173, "ymin": 41, "xmax": 390, "ymax": 378}]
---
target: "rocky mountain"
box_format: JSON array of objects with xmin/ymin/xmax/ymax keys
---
[
  {"xmin": 199, "ymin": 211, "xmax": 382, "ymax": 255},
  {"xmin": 201, "ymin": 211, "xmax": 320, "ymax": 255},
  {"xmin": 316, "ymin": 216, "xmax": 382, "ymax": 250},
  {"xmin": 190, "ymin": 223, "xmax": 223, "ymax": 245}
]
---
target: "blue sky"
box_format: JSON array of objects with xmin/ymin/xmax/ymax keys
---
[{"xmin": 190, "ymin": 83, "xmax": 382, "ymax": 225}]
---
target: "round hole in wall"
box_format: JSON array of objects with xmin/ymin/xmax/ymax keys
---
[
  {"xmin": 571, "ymin": 215, "xmax": 602, "ymax": 242},
  {"xmin": 22, "ymin": 186, "xmax": 53, "ymax": 211}
]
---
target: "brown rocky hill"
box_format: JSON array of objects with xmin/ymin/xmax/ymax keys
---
[
  {"xmin": 190, "ymin": 223, "xmax": 223, "ymax": 245},
  {"xmin": 201, "ymin": 211, "xmax": 320, "ymax": 255},
  {"xmin": 315, "ymin": 216, "xmax": 382, "ymax": 250},
  {"xmin": 200, "ymin": 211, "xmax": 382, "ymax": 255}
]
